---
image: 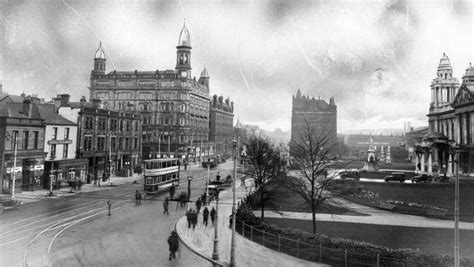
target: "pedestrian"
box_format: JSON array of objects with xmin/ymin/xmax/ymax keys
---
[
  {"xmin": 163, "ymin": 197, "xmax": 169, "ymax": 215},
  {"xmin": 201, "ymin": 192, "xmax": 207, "ymax": 206},
  {"xmin": 185, "ymin": 209, "xmax": 192, "ymax": 228},
  {"xmin": 169, "ymin": 183, "xmax": 175, "ymax": 200},
  {"xmin": 135, "ymin": 190, "xmax": 140, "ymax": 205},
  {"xmin": 203, "ymin": 207, "xmax": 209, "ymax": 226},
  {"xmin": 167, "ymin": 231, "xmax": 179, "ymax": 260},
  {"xmin": 210, "ymin": 207, "xmax": 216, "ymax": 226},
  {"xmin": 195, "ymin": 197, "xmax": 202, "ymax": 214},
  {"xmin": 191, "ymin": 210, "xmax": 197, "ymax": 229}
]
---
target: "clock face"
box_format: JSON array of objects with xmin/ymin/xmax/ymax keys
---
[{"xmin": 181, "ymin": 71, "xmax": 187, "ymax": 78}]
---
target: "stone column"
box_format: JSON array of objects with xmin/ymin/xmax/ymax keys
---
[
  {"xmin": 428, "ymin": 152, "xmax": 433, "ymax": 175},
  {"xmin": 414, "ymin": 153, "xmax": 419, "ymax": 174},
  {"xmin": 447, "ymin": 152, "xmax": 453, "ymax": 177},
  {"xmin": 420, "ymin": 152, "xmax": 425, "ymax": 174}
]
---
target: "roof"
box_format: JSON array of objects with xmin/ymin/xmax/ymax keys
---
[
  {"xmin": 438, "ymin": 52, "xmax": 452, "ymax": 70},
  {"xmin": 201, "ymin": 67, "xmax": 209, "ymax": 78},
  {"xmin": 36, "ymin": 104, "xmax": 76, "ymax": 125},
  {"xmin": 95, "ymin": 42, "xmax": 106, "ymax": 59},
  {"xmin": 0, "ymin": 92, "xmax": 25, "ymax": 103},
  {"xmin": 0, "ymin": 102, "xmax": 42, "ymax": 119},
  {"xmin": 177, "ymin": 21, "xmax": 191, "ymax": 47}
]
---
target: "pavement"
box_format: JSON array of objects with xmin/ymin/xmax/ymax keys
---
[
  {"xmin": 175, "ymin": 179, "xmax": 327, "ymax": 267},
  {"xmin": 256, "ymin": 197, "xmax": 474, "ymax": 230},
  {"xmin": 0, "ymin": 174, "xmax": 142, "ymax": 204}
]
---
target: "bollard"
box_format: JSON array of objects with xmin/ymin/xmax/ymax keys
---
[
  {"xmin": 107, "ymin": 200, "xmax": 111, "ymax": 216},
  {"xmin": 319, "ymin": 244, "xmax": 322, "ymax": 263}
]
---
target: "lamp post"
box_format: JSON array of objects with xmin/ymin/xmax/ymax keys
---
[
  {"xmin": 448, "ymin": 142, "xmax": 460, "ymax": 267},
  {"xmin": 206, "ymin": 160, "xmax": 211, "ymax": 206},
  {"xmin": 186, "ymin": 146, "xmax": 192, "ymax": 202},
  {"xmin": 212, "ymin": 188, "xmax": 220, "ymax": 262},
  {"xmin": 10, "ymin": 131, "xmax": 18, "ymax": 199},
  {"xmin": 230, "ymin": 138, "xmax": 238, "ymax": 267}
]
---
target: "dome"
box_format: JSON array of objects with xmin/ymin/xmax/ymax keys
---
[
  {"xmin": 200, "ymin": 67, "xmax": 209, "ymax": 78},
  {"xmin": 438, "ymin": 52, "xmax": 452, "ymax": 70},
  {"xmin": 95, "ymin": 42, "xmax": 106, "ymax": 59},
  {"xmin": 465, "ymin": 63, "xmax": 474, "ymax": 77},
  {"xmin": 177, "ymin": 21, "xmax": 191, "ymax": 47}
]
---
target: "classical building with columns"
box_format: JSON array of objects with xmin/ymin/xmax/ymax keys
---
[
  {"xmin": 89, "ymin": 22, "xmax": 211, "ymax": 160},
  {"xmin": 416, "ymin": 53, "xmax": 474, "ymax": 177}
]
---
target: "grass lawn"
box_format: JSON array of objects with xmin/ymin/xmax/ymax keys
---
[
  {"xmin": 265, "ymin": 217, "xmax": 474, "ymax": 259},
  {"xmin": 267, "ymin": 176, "xmax": 367, "ymax": 216},
  {"xmin": 351, "ymin": 180, "xmax": 474, "ymax": 222}
]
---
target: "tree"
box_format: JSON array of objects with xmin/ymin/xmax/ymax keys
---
[
  {"xmin": 289, "ymin": 119, "xmax": 342, "ymax": 234},
  {"xmin": 242, "ymin": 135, "xmax": 282, "ymax": 220}
]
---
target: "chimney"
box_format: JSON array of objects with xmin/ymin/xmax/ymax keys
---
[
  {"xmin": 23, "ymin": 98, "xmax": 33, "ymax": 117},
  {"xmin": 80, "ymin": 96, "xmax": 87, "ymax": 106},
  {"xmin": 59, "ymin": 94, "xmax": 70, "ymax": 106}
]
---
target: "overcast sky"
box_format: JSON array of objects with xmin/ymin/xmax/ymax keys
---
[{"xmin": 1, "ymin": 0, "xmax": 473, "ymax": 133}]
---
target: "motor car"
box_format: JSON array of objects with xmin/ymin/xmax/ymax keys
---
[
  {"xmin": 339, "ymin": 170, "xmax": 360, "ymax": 181},
  {"xmin": 384, "ymin": 172, "xmax": 406, "ymax": 183},
  {"xmin": 412, "ymin": 174, "xmax": 433, "ymax": 183}
]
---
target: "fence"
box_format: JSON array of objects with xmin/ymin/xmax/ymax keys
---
[{"xmin": 237, "ymin": 220, "xmax": 431, "ymax": 267}]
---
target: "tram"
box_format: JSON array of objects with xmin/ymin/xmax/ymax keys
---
[{"xmin": 143, "ymin": 158, "xmax": 180, "ymax": 194}]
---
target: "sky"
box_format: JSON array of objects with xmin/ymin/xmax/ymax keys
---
[{"xmin": 1, "ymin": 0, "xmax": 473, "ymax": 133}]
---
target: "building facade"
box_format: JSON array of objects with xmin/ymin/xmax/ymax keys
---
[
  {"xmin": 0, "ymin": 99, "xmax": 46, "ymax": 193},
  {"xmin": 209, "ymin": 95, "xmax": 234, "ymax": 157},
  {"xmin": 290, "ymin": 89, "xmax": 337, "ymax": 150},
  {"xmin": 57, "ymin": 95, "xmax": 142, "ymax": 183},
  {"xmin": 420, "ymin": 54, "xmax": 474, "ymax": 176},
  {"xmin": 37, "ymin": 104, "xmax": 88, "ymax": 190},
  {"xmin": 88, "ymin": 22, "xmax": 211, "ymax": 160},
  {"xmin": 342, "ymin": 133, "xmax": 407, "ymax": 162}
]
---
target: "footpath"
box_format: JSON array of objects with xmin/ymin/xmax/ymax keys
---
[
  {"xmin": 258, "ymin": 197, "xmax": 474, "ymax": 230},
  {"xmin": 175, "ymin": 180, "xmax": 327, "ymax": 267},
  {"xmin": 0, "ymin": 174, "xmax": 141, "ymax": 204}
]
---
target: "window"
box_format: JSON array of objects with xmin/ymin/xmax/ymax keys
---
[
  {"xmin": 64, "ymin": 128, "xmax": 70, "ymax": 140},
  {"xmin": 23, "ymin": 131, "xmax": 29, "ymax": 149},
  {"xmin": 33, "ymin": 131, "xmax": 39, "ymax": 149},
  {"xmin": 85, "ymin": 117, "xmax": 94, "ymax": 130},
  {"xmin": 63, "ymin": 144, "xmax": 68, "ymax": 158},
  {"xmin": 84, "ymin": 136, "xmax": 93, "ymax": 151},
  {"xmin": 111, "ymin": 137, "xmax": 116, "ymax": 151},
  {"xmin": 134, "ymin": 138, "xmax": 138, "ymax": 149},
  {"xmin": 118, "ymin": 137, "xmax": 123, "ymax": 150},
  {"xmin": 98, "ymin": 136, "xmax": 105, "ymax": 151},
  {"xmin": 52, "ymin": 127, "xmax": 58, "ymax": 140},
  {"xmin": 50, "ymin": 144, "xmax": 57, "ymax": 158}
]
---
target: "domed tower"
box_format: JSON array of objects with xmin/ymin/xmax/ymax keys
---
[
  {"xmin": 462, "ymin": 63, "xmax": 474, "ymax": 86},
  {"xmin": 93, "ymin": 42, "xmax": 106, "ymax": 74},
  {"xmin": 430, "ymin": 53, "xmax": 459, "ymax": 108},
  {"xmin": 198, "ymin": 66, "xmax": 210, "ymax": 88},
  {"xmin": 176, "ymin": 21, "xmax": 192, "ymax": 79}
]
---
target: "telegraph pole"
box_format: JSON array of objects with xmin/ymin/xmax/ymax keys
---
[{"xmin": 230, "ymin": 138, "xmax": 238, "ymax": 267}]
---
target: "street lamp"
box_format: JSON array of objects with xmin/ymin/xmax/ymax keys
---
[
  {"xmin": 186, "ymin": 146, "xmax": 192, "ymax": 202},
  {"xmin": 206, "ymin": 159, "xmax": 211, "ymax": 206},
  {"xmin": 212, "ymin": 188, "xmax": 220, "ymax": 262},
  {"xmin": 230, "ymin": 138, "xmax": 238, "ymax": 267},
  {"xmin": 449, "ymin": 142, "xmax": 460, "ymax": 267},
  {"xmin": 8, "ymin": 131, "xmax": 18, "ymax": 199}
]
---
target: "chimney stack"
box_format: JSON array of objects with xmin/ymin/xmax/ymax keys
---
[
  {"xmin": 23, "ymin": 98, "xmax": 33, "ymax": 118},
  {"xmin": 91, "ymin": 98, "xmax": 102, "ymax": 109}
]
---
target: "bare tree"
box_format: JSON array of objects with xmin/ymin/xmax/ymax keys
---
[
  {"xmin": 289, "ymin": 119, "xmax": 342, "ymax": 234},
  {"xmin": 242, "ymin": 135, "xmax": 282, "ymax": 220}
]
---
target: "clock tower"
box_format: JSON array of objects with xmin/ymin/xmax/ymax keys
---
[{"xmin": 176, "ymin": 21, "xmax": 192, "ymax": 79}]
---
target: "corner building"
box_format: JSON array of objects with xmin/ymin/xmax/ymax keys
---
[
  {"xmin": 209, "ymin": 95, "xmax": 234, "ymax": 157},
  {"xmin": 290, "ymin": 89, "xmax": 337, "ymax": 151},
  {"xmin": 89, "ymin": 23, "xmax": 210, "ymax": 159}
]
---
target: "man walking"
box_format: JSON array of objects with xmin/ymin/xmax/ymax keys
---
[
  {"xmin": 135, "ymin": 190, "xmax": 141, "ymax": 206},
  {"xmin": 195, "ymin": 197, "xmax": 202, "ymax": 214},
  {"xmin": 169, "ymin": 183, "xmax": 175, "ymax": 200},
  {"xmin": 163, "ymin": 197, "xmax": 169, "ymax": 215},
  {"xmin": 210, "ymin": 207, "xmax": 216, "ymax": 226},
  {"xmin": 203, "ymin": 207, "xmax": 209, "ymax": 226},
  {"xmin": 167, "ymin": 231, "xmax": 179, "ymax": 260}
]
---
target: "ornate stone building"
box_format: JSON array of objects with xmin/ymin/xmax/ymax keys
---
[
  {"xmin": 418, "ymin": 54, "xmax": 474, "ymax": 176},
  {"xmin": 290, "ymin": 90, "xmax": 337, "ymax": 151},
  {"xmin": 209, "ymin": 95, "xmax": 234, "ymax": 157},
  {"xmin": 89, "ymin": 22, "xmax": 211, "ymax": 160}
]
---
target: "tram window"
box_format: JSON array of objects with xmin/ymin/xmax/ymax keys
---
[{"xmin": 146, "ymin": 162, "xmax": 152, "ymax": 169}]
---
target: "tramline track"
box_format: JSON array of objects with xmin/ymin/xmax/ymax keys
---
[{"xmin": 23, "ymin": 198, "xmax": 137, "ymax": 267}]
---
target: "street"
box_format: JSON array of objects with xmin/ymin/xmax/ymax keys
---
[{"xmin": 0, "ymin": 161, "xmax": 234, "ymax": 267}]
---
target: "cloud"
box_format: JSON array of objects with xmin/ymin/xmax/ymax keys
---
[{"xmin": 1, "ymin": 0, "xmax": 473, "ymax": 133}]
